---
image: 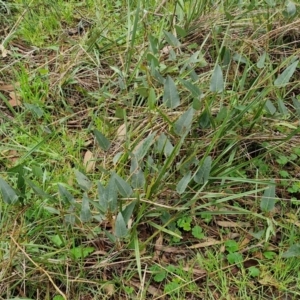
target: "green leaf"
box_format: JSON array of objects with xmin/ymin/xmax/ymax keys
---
[
  {"xmin": 163, "ymin": 31, "xmax": 181, "ymax": 47},
  {"xmin": 263, "ymin": 251, "xmax": 276, "ymax": 259},
  {"xmin": 148, "ymin": 87, "xmax": 157, "ymax": 109},
  {"xmin": 58, "ymin": 184, "xmax": 75, "ymax": 205},
  {"xmin": 0, "ymin": 177, "xmax": 18, "ymax": 204},
  {"xmin": 98, "ymin": 182, "xmax": 108, "ymax": 211},
  {"xmin": 192, "ymin": 225, "xmax": 204, "ymax": 239},
  {"xmin": 177, "ymin": 216, "xmax": 192, "ymax": 231},
  {"xmin": 173, "ymin": 107, "xmax": 194, "ymax": 136},
  {"xmin": 70, "ymin": 246, "xmax": 94, "ymax": 259},
  {"xmin": 115, "ymin": 212, "xmax": 128, "ymax": 238},
  {"xmin": 256, "ymin": 52, "xmax": 266, "ymax": 69},
  {"xmin": 292, "ymin": 97, "xmax": 300, "ymax": 118},
  {"xmin": 154, "ymin": 270, "xmax": 167, "ymax": 282},
  {"xmin": 133, "ymin": 132, "xmax": 156, "ymax": 161},
  {"xmin": 148, "ymin": 34, "xmax": 158, "ymax": 55},
  {"xmin": 175, "ymin": 25, "xmax": 187, "ymax": 38},
  {"xmin": 25, "ymin": 179, "xmax": 52, "ymax": 199},
  {"xmin": 163, "ymin": 76, "xmax": 180, "ymax": 109},
  {"xmin": 122, "ymin": 201, "xmax": 136, "ymax": 224},
  {"xmin": 274, "ymin": 60, "xmax": 298, "ymax": 87},
  {"xmin": 113, "ymin": 173, "xmax": 133, "ymax": 197},
  {"xmin": 179, "ymin": 78, "xmax": 202, "ymax": 99},
  {"xmin": 80, "ymin": 193, "xmax": 92, "ymax": 222},
  {"xmin": 225, "ymin": 240, "xmax": 239, "ymax": 253},
  {"xmin": 194, "ymin": 156, "xmax": 212, "ymax": 184},
  {"xmin": 282, "ymin": 244, "xmax": 300, "ymax": 258},
  {"xmin": 210, "ymin": 64, "xmax": 224, "ymax": 93},
  {"xmin": 277, "ymin": 98, "xmax": 288, "ymax": 115},
  {"xmin": 176, "ymin": 171, "xmax": 191, "ymax": 194},
  {"xmin": 260, "ymin": 183, "xmax": 276, "ymax": 212},
  {"xmin": 286, "ymin": 1, "xmax": 296, "ymax": 17},
  {"xmin": 107, "ymin": 176, "xmax": 118, "ymax": 212},
  {"xmin": 130, "ymin": 155, "xmax": 145, "ymax": 189},
  {"xmin": 265, "ymin": 99, "xmax": 276, "ymax": 115},
  {"xmin": 232, "ymin": 53, "xmax": 248, "ymax": 64},
  {"xmin": 226, "ymin": 252, "xmax": 243, "ymax": 265},
  {"xmin": 248, "ymin": 266, "xmax": 260, "ymax": 277},
  {"xmin": 198, "ymin": 109, "xmax": 211, "ymax": 128},
  {"xmin": 53, "ymin": 296, "xmax": 65, "ymax": 300},
  {"xmin": 155, "ymin": 133, "xmax": 174, "ymax": 157},
  {"xmin": 94, "ymin": 129, "xmax": 111, "ymax": 151},
  {"xmin": 75, "ymin": 170, "xmax": 92, "ymax": 191},
  {"xmin": 50, "ymin": 235, "xmax": 64, "ymax": 247}
]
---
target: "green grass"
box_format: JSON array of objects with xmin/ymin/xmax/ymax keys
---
[{"xmin": 1, "ymin": 0, "xmax": 300, "ymax": 299}]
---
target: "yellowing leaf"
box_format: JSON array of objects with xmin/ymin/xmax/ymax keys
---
[{"xmin": 83, "ymin": 150, "xmax": 95, "ymax": 173}]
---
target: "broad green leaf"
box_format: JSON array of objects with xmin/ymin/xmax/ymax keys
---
[
  {"xmin": 75, "ymin": 170, "xmax": 92, "ymax": 191},
  {"xmin": 277, "ymin": 98, "xmax": 288, "ymax": 115},
  {"xmin": 257, "ymin": 51, "xmax": 266, "ymax": 69},
  {"xmin": 222, "ymin": 47, "xmax": 231, "ymax": 66},
  {"xmin": 210, "ymin": 64, "xmax": 224, "ymax": 93},
  {"xmin": 192, "ymin": 225, "xmax": 204, "ymax": 239},
  {"xmin": 7, "ymin": 163, "xmax": 25, "ymax": 195},
  {"xmin": 163, "ymin": 31, "xmax": 181, "ymax": 47},
  {"xmin": 133, "ymin": 132, "xmax": 156, "ymax": 161},
  {"xmin": 265, "ymin": 100, "xmax": 276, "ymax": 115},
  {"xmin": 177, "ymin": 216, "xmax": 192, "ymax": 231},
  {"xmin": 286, "ymin": 1, "xmax": 296, "ymax": 17},
  {"xmin": 163, "ymin": 76, "xmax": 180, "ymax": 109},
  {"xmin": 98, "ymin": 182, "xmax": 108, "ymax": 211},
  {"xmin": 80, "ymin": 193, "xmax": 92, "ymax": 222},
  {"xmin": 232, "ymin": 53, "xmax": 248, "ymax": 64},
  {"xmin": 53, "ymin": 296, "xmax": 65, "ymax": 300},
  {"xmin": 153, "ymin": 269, "xmax": 167, "ymax": 282},
  {"xmin": 227, "ymin": 252, "xmax": 243, "ymax": 264},
  {"xmin": 274, "ymin": 60, "xmax": 298, "ymax": 87},
  {"xmin": 248, "ymin": 266, "xmax": 260, "ymax": 277},
  {"xmin": 24, "ymin": 103, "xmax": 44, "ymax": 118},
  {"xmin": 115, "ymin": 212, "xmax": 128, "ymax": 238},
  {"xmin": 260, "ymin": 183, "xmax": 276, "ymax": 212},
  {"xmin": 0, "ymin": 177, "xmax": 18, "ymax": 204},
  {"xmin": 148, "ymin": 34, "xmax": 158, "ymax": 54},
  {"xmin": 156, "ymin": 133, "xmax": 174, "ymax": 157},
  {"xmin": 65, "ymin": 206, "xmax": 75, "ymax": 225},
  {"xmin": 292, "ymin": 97, "xmax": 300, "ymax": 118},
  {"xmin": 122, "ymin": 201, "xmax": 136, "ymax": 224},
  {"xmin": 94, "ymin": 129, "xmax": 111, "ymax": 151},
  {"xmin": 113, "ymin": 173, "xmax": 133, "ymax": 197},
  {"xmin": 152, "ymin": 68, "xmax": 165, "ymax": 84},
  {"xmin": 282, "ymin": 244, "xmax": 300, "ymax": 258},
  {"xmin": 50, "ymin": 235, "xmax": 64, "ymax": 247},
  {"xmin": 175, "ymin": 25, "xmax": 187, "ymax": 38},
  {"xmin": 147, "ymin": 53, "xmax": 159, "ymax": 68},
  {"xmin": 58, "ymin": 184, "xmax": 75, "ymax": 205},
  {"xmin": 176, "ymin": 171, "xmax": 191, "ymax": 194},
  {"xmin": 70, "ymin": 246, "xmax": 94, "ymax": 259},
  {"xmin": 194, "ymin": 156, "xmax": 212, "ymax": 184},
  {"xmin": 173, "ymin": 107, "xmax": 194, "ymax": 136},
  {"xmin": 199, "ymin": 109, "xmax": 211, "ymax": 128},
  {"xmin": 181, "ymin": 51, "xmax": 207, "ymax": 73},
  {"xmin": 225, "ymin": 240, "xmax": 239, "ymax": 253},
  {"xmin": 148, "ymin": 87, "xmax": 157, "ymax": 109},
  {"xmin": 107, "ymin": 176, "xmax": 118, "ymax": 212},
  {"xmin": 178, "ymin": 78, "xmax": 202, "ymax": 98},
  {"xmin": 265, "ymin": 0, "xmax": 276, "ymax": 7},
  {"xmin": 25, "ymin": 178, "xmax": 52, "ymax": 199},
  {"xmin": 130, "ymin": 155, "xmax": 145, "ymax": 189}
]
